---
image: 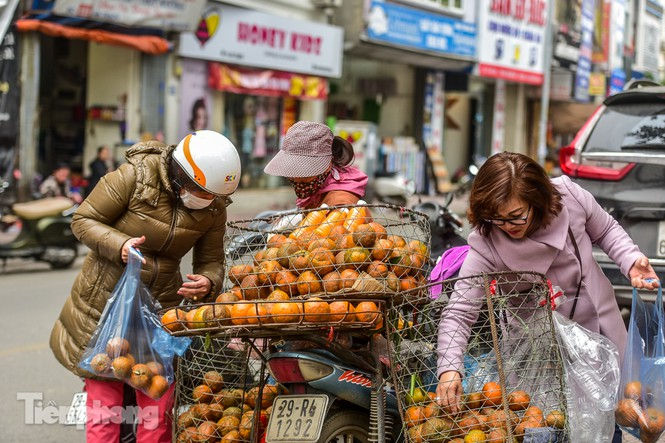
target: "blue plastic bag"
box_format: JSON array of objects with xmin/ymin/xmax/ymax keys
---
[
  {"xmin": 79, "ymin": 248, "xmax": 191, "ymax": 399},
  {"xmin": 616, "ymin": 286, "xmax": 665, "ymax": 442}
]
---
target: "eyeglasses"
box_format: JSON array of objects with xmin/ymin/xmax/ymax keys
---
[{"xmin": 486, "ymin": 206, "xmax": 531, "ymax": 226}]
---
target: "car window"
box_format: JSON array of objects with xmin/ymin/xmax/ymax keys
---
[{"xmin": 584, "ymin": 103, "xmax": 665, "ymax": 152}]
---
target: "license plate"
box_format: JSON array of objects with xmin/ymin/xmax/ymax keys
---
[
  {"xmin": 658, "ymin": 221, "xmax": 665, "ymax": 257},
  {"xmin": 265, "ymin": 395, "xmax": 329, "ymax": 442}
]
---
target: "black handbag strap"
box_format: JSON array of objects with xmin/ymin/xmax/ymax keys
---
[{"xmin": 568, "ymin": 226, "xmax": 583, "ymax": 320}]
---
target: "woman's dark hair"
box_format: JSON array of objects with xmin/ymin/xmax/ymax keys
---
[
  {"xmin": 189, "ymin": 98, "xmax": 207, "ymax": 131},
  {"xmin": 331, "ymin": 136, "xmax": 354, "ymax": 168},
  {"xmin": 468, "ymin": 152, "xmax": 562, "ymax": 237}
]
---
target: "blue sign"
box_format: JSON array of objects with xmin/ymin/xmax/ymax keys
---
[
  {"xmin": 609, "ymin": 68, "xmax": 626, "ymax": 95},
  {"xmin": 574, "ymin": 0, "xmax": 595, "ymax": 102},
  {"xmin": 365, "ymin": 0, "xmax": 476, "ymax": 58}
]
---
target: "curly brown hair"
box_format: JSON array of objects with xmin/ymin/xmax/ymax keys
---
[{"xmin": 468, "ymin": 152, "xmax": 562, "ymax": 237}]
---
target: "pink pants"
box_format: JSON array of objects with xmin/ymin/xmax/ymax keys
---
[{"xmin": 84, "ymin": 378, "xmax": 174, "ymax": 443}]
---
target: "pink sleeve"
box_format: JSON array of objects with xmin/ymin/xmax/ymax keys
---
[
  {"xmin": 437, "ymin": 232, "xmax": 495, "ymax": 376},
  {"xmin": 560, "ymin": 175, "xmax": 642, "ymax": 276}
]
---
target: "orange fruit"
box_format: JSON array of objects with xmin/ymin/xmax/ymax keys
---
[
  {"xmin": 303, "ymin": 297, "xmax": 331, "ymax": 323},
  {"xmin": 343, "ymin": 247, "xmax": 371, "ymax": 266},
  {"xmin": 482, "ymin": 382, "xmax": 503, "ymax": 407},
  {"xmin": 185, "ymin": 308, "xmax": 199, "ymax": 329},
  {"xmin": 90, "ymin": 353, "xmax": 112, "ymax": 375},
  {"xmin": 387, "ymin": 235, "xmax": 406, "ymax": 247},
  {"xmin": 197, "ymin": 421, "xmax": 218, "ymax": 442},
  {"xmin": 545, "ymin": 410, "xmax": 565, "ymax": 429},
  {"xmin": 274, "ymin": 270, "xmax": 298, "ymax": 296},
  {"xmin": 368, "ymin": 222, "xmax": 387, "ymax": 239},
  {"xmin": 514, "ymin": 419, "xmax": 543, "ymax": 439},
  {"xmin": 307, "ymin": 238, "xmax": 335, "ymax": 252},
  {"xmin": 193, "ymin": 384, "xmax": 214, "ymax": 403},
  {"xmin": 240, "ymin": 274, "xmax": 263, "ymax": 300},
  {"xmin": 253, "ymin": 249, "xmax": 267, "ymax": 265},
  {"xmin": 257, "ymin": 260, "xmax": 283, "ymax": 285},
  {"xmin": 228, "ymin": 264, "xmax": 254, "ymax": 285},
  {"xmin": 147, "ymin": 375, "xmax": 169, "ymax": 399},
  {"xmin": 329, "ymin": 225, "xmax": 349, "ymax": 242},
  {"xmin": 367, "ymin": 260, "xmax": 390, "ymax": 278},
  {"xmin": 400, "ymin": 276, "xmax": 419, "ymax": 292},
  {"xmin": 507, "ymin": 390, "xmax": 530, "ymax": 411},
  {"xmin": 457, "ymin": 412, "xmax": 483, "ymax": 433},
  {"xmin": 161, "ymin": 308, "xmax": 185, "ymax": 332},
  {"xmin": 309, "ymin": 248, "xmax": 336, "ymax": 276},
  {"xmin": 624, "ymin": 380, "xmax": 642, "ymax": 400},
  {"xmin": 271, "ymin": 302, "xmax": 302, "ymax": 323},
  {"xmin": 230, "ymin": 302, "xmax": 253, "ymax": 326},
  {"xmin": 353, "ymin": 224, "xmax": 377, "ymax": 248},
  {"xmin": 464, "ymin": 392, "xmax": 485, "ymax": 411},
  {"xmin": 203, "ymin": 370, "xmax": 224, "ymax": 392},
  {"xmin": 336, "ymin": 233, "xmax": 356, "ymax": 250},
  {"xmin": 329, "ymin": 301, "xmax": 352, "ymax": 322},
  {"xmin": 296, "ymin": 270, "xmax": 322, "ymax": 295},
  {"xmin": 615, "ymin": 398, "xmax": 642, "ymax": 427},
  {"xmin": 246, "ymin": 302, "xmax": 269, "ymax": 325},
  {"xmin": 464, "ymin": 430, "xmax": 487, "ymax": 443},
  {"xmin": 423, "ymin": 402, "xmax": 440, "ymax": 419},
  {"xmin": 322, "ymin": 271, "xmax": 342, "ymax": 292},
  {"xmin": 639, "ymin": 407, "xmax": 665, "ymax": 436},
  {"xmin": 289, "ymin": 250, "xmax": 311, "ymax": 273},
  {"xmin": 217, "ymin": 415, "xmax": 240, "ymax": 435},
  {"xmin": 390, "ymin": 248, "xmax": 413, "ymax": 277},
  {"xmin": 340, "ymin": 269, "xmax": 359, "ymax": 289},
  {"xmin": 354, "ymin": 301, "xmax": 380, "ymax": 323},
  {"xmin": 230, "ymin": 285, "xmax": 243, "ymax": 300},
  {"xmin": 106, "ymin": 337, "xmax": 130, "ymax": 357},
  {"xmin": 523, "ymin": 406, "xmax": 544, "ymax": 425},
  {"xmin": 371, "ymin": 238, "xmax": 394, "ymax": 261},
  {"xmin": 405, "ymin": 405, "xmax": 425, "ymax": 428},
  {"xmin": 408, "ymin": 240, "xmax": 428, "ymax": 258},
  {"xmin": 216, "ymin": 292, "xmax": 240, "ymax": 303},
  {"xmin": 267, "ymin": 233, "xmax": 288, "ymax": 249},
  {"xmin": 266, "ymin": 289, "xmax": 290, "ymax": 301}
]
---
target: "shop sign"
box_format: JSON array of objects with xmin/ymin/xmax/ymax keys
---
[
  {"xmin": 588, "ymin": 72, "xmax": 606, "ymax": 96},
  {"xmin": 178, "ymin": 59, "xmax": 212, "ymax": 141},
  {"xmin": 609, "ymin": 68, "xmax": 626, "ymax": 96},
  {"xmin": 179, "ymin": 3, "xmax": 343, "ymax": 78},
  {"xmin": 52, "ymin": 0, "xmax": 206, "ymax": 32},
  {"xmin": 364, "ymin": 0, "xmax": 476, "ymax": 58},
  {"xmin": 0, "ymin": 12, "xmax": 19, "ymax": 139},
  {"xmin": 574, "ymin": 0, "xmax": 594, "ymax": 102},
  {"xmin": 609, "ymin": 0, "xmax": 626, "ymax": 71},
  {"xmin": 592, "ymin": 0, "xmax": 611, "ymax": 64},
  {"xmin": 422, "ymin": 71, "xmax": 445, "ymax": 152},
  {"xmin": 208, "ymin": 64, "xmax": 328, "ymax": 101},
  {"xmin": 550, "ymin": 70, "xmax": 573, "ymax": 101},
  {"xmin": 477, "ymin": 0, "xmax": 550, "ymax": 85}
]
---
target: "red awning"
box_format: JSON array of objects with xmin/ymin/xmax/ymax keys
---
[{"xmin": 16, "ymin": 18, "xmax": 170, "ymax": 54}]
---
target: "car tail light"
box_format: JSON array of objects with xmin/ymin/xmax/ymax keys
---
[
  {"xmin": 268, "ymin": 358, "xmax": 305, "ymax": 383},
  {"xmin": 560, "ymin": 145, "xmax": 635, "ymax": 181},
  {"xmin": 298, "ymin": 360, "xmax": 333, "ymax": 381}
]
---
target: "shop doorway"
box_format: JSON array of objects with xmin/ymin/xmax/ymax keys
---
[
  {"xmin": 224, "ymin": 94, "xmax": 289, "ymax": 189},
  {"xmin": 37, "ymin": 36, "xmax": 87, "ymax": 194}
]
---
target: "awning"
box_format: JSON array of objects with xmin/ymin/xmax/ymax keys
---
[{"xmin": 16, "ymin": 13, "xmax": 170, "ymax": 54}]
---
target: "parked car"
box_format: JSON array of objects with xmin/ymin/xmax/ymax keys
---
[{"xmin": 560, "ymin": 80, "xmax": 665, "ymax": 308}]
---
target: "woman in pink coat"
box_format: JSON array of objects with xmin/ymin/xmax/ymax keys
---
[{"xmin": 435, "ymin": 153, "xmax": 658, "ymax": 424}]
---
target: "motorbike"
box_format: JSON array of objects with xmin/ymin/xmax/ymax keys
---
[
  {"xmin": 368, "ymin": 172, "xmax": 415, "ymax": 207},
  {"xmin": 0, "ymin": 181, "xmax": 79, "ymax": 269},
  {"xmin": 412, "ymin": 194, "xmax": 467, "ymax": 260}
]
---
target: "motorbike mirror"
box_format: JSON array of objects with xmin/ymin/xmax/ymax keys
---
[{"xmin": 444, "ymin": 193, "xmax": 453, "ymax": 208}]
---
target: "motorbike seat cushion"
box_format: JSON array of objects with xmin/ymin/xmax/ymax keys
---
[{"xmin": 12, "ymin": 197, "xmax": 72, "ymax": 220}]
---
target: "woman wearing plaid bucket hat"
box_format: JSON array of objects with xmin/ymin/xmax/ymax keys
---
[{"xmin": 264, "ymin": 121, "xmax": 368, "ymax": 208}]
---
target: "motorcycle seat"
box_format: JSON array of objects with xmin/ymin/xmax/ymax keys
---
[{"xmin": 12, "ymin": 197, "xmax": 73, "ymax": 220}]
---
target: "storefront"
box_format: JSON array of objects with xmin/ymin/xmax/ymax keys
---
[
  {"xmin": 15, "ymin": 0, "xmax": 205, "ymax": 196},
  {"xmin": 177, "ymin": 2, "xmax": 343, "ymax": 189},
  {"xmin": 332, "ymin": 0, "xmax": 477, "ymax": 194}
]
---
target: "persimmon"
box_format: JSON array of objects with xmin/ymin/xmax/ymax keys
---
[
  {"xmin": 307, "ymin": 238, "xmax": 335, "ymax": 252},
  {"xmin": 481, "ymin": 382, "xmax": 503, "ymax": 407},
  {"xmin": 407, "ymin": 425, "xmax": 425, "ymax": 443},
  {"xmin": 129, "ymin": 364, "xmax": 152, "ymax": 390},
  {"xmin": 267, "ymin": 233, "xmax": 288, "ymax": 249},
  {"xmin": 367, "ymin": 260, "xmax": 390, "ymax": 278},
  {"xmin": 390, "ymin": 248, "xmax": 413, "ymax": 277},
  {"xmin": 289, "ymin": 250, "xmax": 311, "ymax": 273},
  {"xmin": 91, "ymin": 353, "xmax": 112, "ymax": 375},
  {"xmin": 193, "ymin": 384, "xmax": 214, "ymax": 403},
  {"xmin": 335, "ymin": 250, "xmax": 351, "ymax": 271},
  {"xmin": 106, "ymin": 337, "xmax": 130, "ymax": 357},
  {"xmin": 522, "ymin": 406, "xmax": 544, "ymax": 425},
  {"xmin": 220, "ymin": 430, "xmax": 242, "ymax": 443},
  {"xmin": 387, "ymin": 235, "xmax": 406, "ymax": 247},
  {"xmin": 264, "ymin": 247, "xmax": 280, "ymax": 261},
  {"xmin": 328, "ymin": 225, "xmax": 348, "ymax": 242},
  {"xmin": 217, "ymin": 416, "xmax": 240, "ymax": 436},
  {"xmin": 230, "ymin": 302, "xmax": 253, "ymax": 325},
  {"xmin": 337, "ymin": 234, "xmax": 357, "ymax": 251},
  {"xmin": 344, "ymin": 247, "xmax": 370, "ymax": 266},
  {"xmin": 405, "ymin": 405, "xmax": 425, "ymax": 428},
  {"xmin": 354, "ymin": 301, "xmax": 380, "ymax": 323},
  {"xmin": 257, "ymin": 260, "xmax": 282, "ymax": 285},
  {"xmin": 240, "ymin": 274, "xmax": 263, "ymax": 300},
  {"xmin": 296, "ymin": 270, "xmax": 322, "ymax": 295},
  {"xmin": 303, "ymin": 297, "xmax": 331, "ymax": 323},
  {"xmin": 400, "ymin": 276, "xmax": 419, "ymax": 292},
  {"xmin": 216, "ymin": 292, "xmax": 240, "ymax": 304},
  {"xmin": 271, "ymin": 302, "xmax": 302, "ymax": 323},
  {"xmin": 111, "ymin": 355, "xmax": 134, "ymax": 379},
  {"xmin": 145, "ymin": 361, "xmax": 164, "ymax": 377},
  {"xmin": 464, "ymin": 430, "xmax": 487, "ymax": 443},
  {"xmin": 147, "ymin": 375, "xmax": 169, "ymax": 400},
  {"xmin": 253, "ymin": 249, "xmax": 267, "ymax": 265},
  {"xmin": 246, "ymin": 302, "xmax": 268, "ymax": 325},
  {"xmin": 507, "ymin": 390, "xmax": 530, "ymax": 411},
  {"xmin": 353, "ymin": 224, "xmax": 377, "ymax": 248},
  {"xmin": 464, "ymin": 392, "xmax": 484, "ymax": 410},
  {"xmin": 309, "ymin": 247, "xmax": 335, "ymax": 275},
  {"xmin": 615, "ymin": 398, "xmax": 641, "ymax": 427},
  {"xmin": 230, "ymin": 286, "xmax": 243, "ymax": 300},
  {"xmin": 203, "ymin": 371, "xmax": 224, "ymax": 392},
  {"xmin": 457, "ymin": 412, "xmax": 483, "ymax": 433},
  {"xmin": 371, "ymin": 238, "xmax": 394, "ymax": 261},
  {"xmin": 340, "ymin": 269, "xmax": 359, "ymax": 289},
  {"xmin": 266, "ymin": 289, "xmax": 290, "ymax": 301},
  {"xmin": 545, "ymin": 410, "xmax": 566, "ymax": 429},
  {"xmin": 276, "ymin": 239, "xmax": 300, "ymax": 268},
  {"xmin": 624, "ymin": 380, "xmax": 642, "ymax": 400},
  {"xmin": 639, "ymin": 407, "xmax": 665, "ymax": 436},
  {"xmin": 274, "ymin": 270, "xmax": 298, "ymax": 296},
  {"xmin": 423, "ymin": 402, "xmax": 441, "ymax": 419},
  {"xmin": 161, "ymin": 308, "xmax": 185, "ymax": 332},
  {"xmin": 486, "ymin": 428, "xmax": 507, "ymax": 443},
  {"xmin": 322, "ymin": 271, "xmax": 342, "ymax": 293},
  {"xmin": 368, "ymin": 222, "xmax": 387, "ymax": 239},
  {"xmin": 228, "ymin": 264, "xmax": 254, "ymax": 285},
  {"xmin": 197, "ymin": 421, "xmax": 219, "ymax": 442}
]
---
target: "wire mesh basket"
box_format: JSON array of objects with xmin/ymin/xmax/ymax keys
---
[
  {"xmin": 387, "ymin": 272, "xmax": 569, "ymax": 443},
  {"xmin": 173, "ymin": 336, "xmax": 275, "ymax": 442},
  {"xmin": 223, "ymin": 203, "xmax": 431, "ymax": 302},
  {"xmin": 159, "ymin": 298, "xmax": 386, "ymax": 338}
]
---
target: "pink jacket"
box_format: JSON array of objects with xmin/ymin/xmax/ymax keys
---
[
  {"xmin": 437, "ymin": 175, "xmax": 642, "ymax": 376},
  {"xmin": 296, "ymin": 166, "xmax": 368, "ymax": 209}
]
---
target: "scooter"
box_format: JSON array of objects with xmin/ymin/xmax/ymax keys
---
[
  {"xmin": 369, "ymin": 172, "xmax": 416, "ymax": 207},
  {"xmin": 0, "ymin": 182, "xmax": 78, "ymax": 269}
]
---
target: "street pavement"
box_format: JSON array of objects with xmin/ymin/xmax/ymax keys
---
[{"xmin": 0, "ymin": 188, "xmax": 656, "ymax": 442}]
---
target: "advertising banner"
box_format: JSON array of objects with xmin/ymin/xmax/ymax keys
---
[
  {"xmin": 178, "ymin": 59, "xmax": 213, "ymax": 141},
  {"xmin": 574, "ymin": 0, "xmax": 595, "ymax": 102},
  {"xmin": 365, "ymin": 0, "xmax": 476, "ymax": 58},
  {"xmin": 53, "ymin": 0, "xmax": 206, "ymax": 32},
  {"xmin": 180, "ymin": 3, "xmax": 343, "ymax": 78},
  {"xmin": 0, "ymin": 12, "xmax": 20, "ymax": 140},
  {"xmin": 477, "ymin": 0, "xmax": 550, "ymax": 85}
]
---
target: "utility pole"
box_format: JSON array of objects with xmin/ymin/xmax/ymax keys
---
[{"xmin": 537, "ymin": 0, "xmax": 555, "ymax": 165}]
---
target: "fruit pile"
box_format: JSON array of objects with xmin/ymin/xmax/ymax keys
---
[
  {"xmin": 89, "ymin": 337, "xmax": 171, "ymax": 400},
  {"xmin": 404, "ymin": 382, "xmax": 565, "ymax": 443},
  {"xmin": 228, "ymin": 206, "xmax": 429, "ymax": 300},
  {"xmin": 615, "ymin": 381, "xmax": 665, "ymax": 443},
  {"xmin": 176, "ymin": 369, "xmax": 280, "ymax": 443},
  {"xmin": 161, "ymin": 298, "xmax": 383, "ymax": 330}
]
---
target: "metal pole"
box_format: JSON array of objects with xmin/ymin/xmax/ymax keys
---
[{"xmin": 537, "ymin": 0, "xmax": 555, "ymax": 165}]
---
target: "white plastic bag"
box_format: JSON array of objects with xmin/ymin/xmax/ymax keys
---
[{"xmin": 553, "ymin": 311, "xmax": 620, "ymax": 442}]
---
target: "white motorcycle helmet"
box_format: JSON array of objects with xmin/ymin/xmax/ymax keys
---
[{"xmin": 172, "ymin": 130, "xmax": 241, "ymax": 196}]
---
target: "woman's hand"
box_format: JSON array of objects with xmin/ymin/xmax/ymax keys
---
[
  {"xmin": 436, "ymin": 370, "xmax": 463, "ymax": 414},
  {"xmin": 121, "ymin": 236, "xmax": 146, "ymax": 264},
  {"xmin": 629, "ymin": 255, "xmax": 659, "ymax": 289},
  {"xmin": 178, "ymin": 274, "xmax": 212, "ymax": 301}
]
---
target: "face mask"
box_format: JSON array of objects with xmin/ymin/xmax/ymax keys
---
[
  {"xmin": 291, "ymin": 170, "xmax": 330, "ymax": 199},
  {"xmin": 180, "ymin": 190, "xmax": 213, "ymax": 209}
]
